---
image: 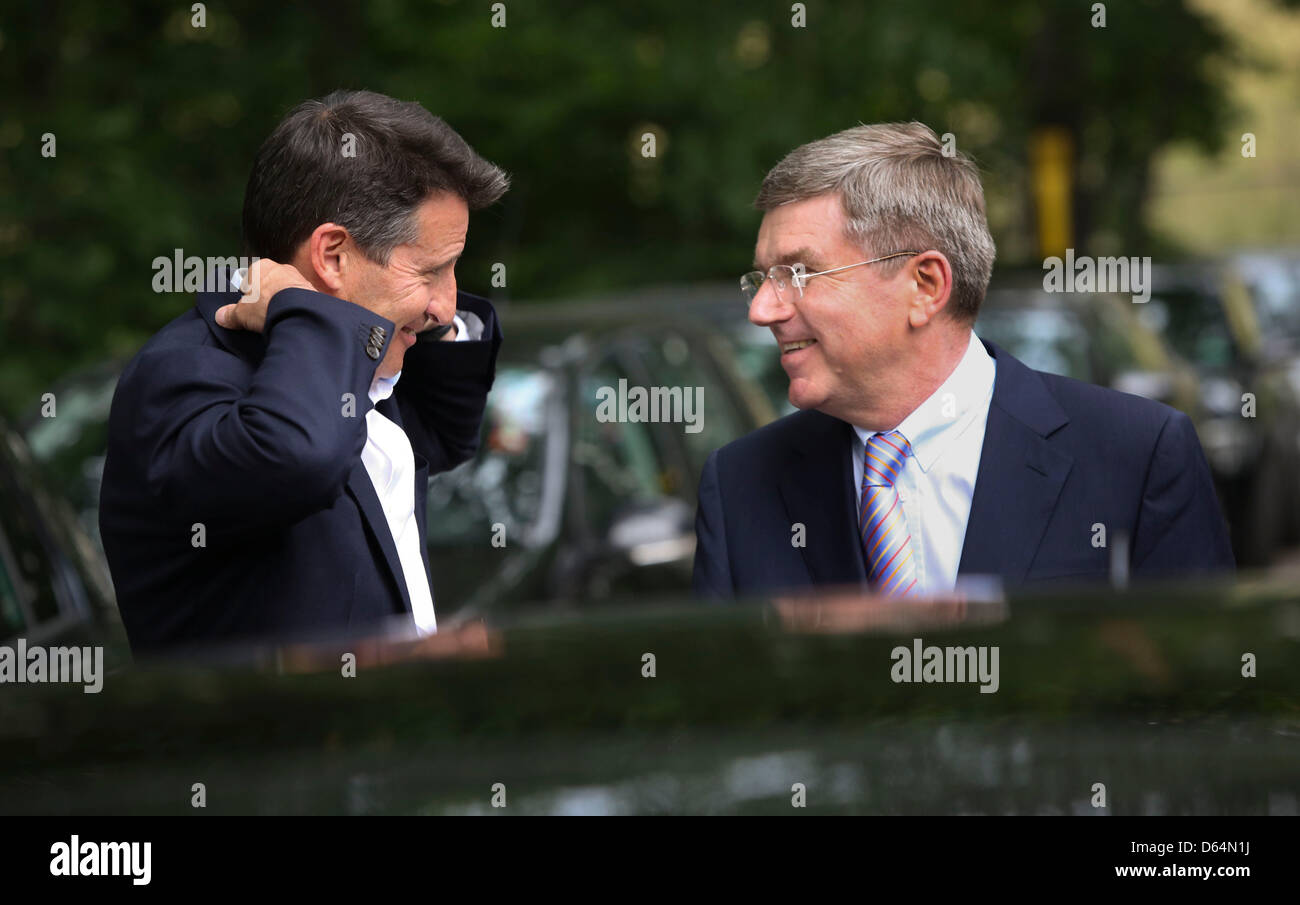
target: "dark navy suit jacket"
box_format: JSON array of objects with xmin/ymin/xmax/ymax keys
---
[
  {"xmin": 100, "ymin": 286, "xmax": 500, "ymax": 652},
  {"xmin": 692, "ymin": 338, "xmax": 1235, "ymax": 596}
]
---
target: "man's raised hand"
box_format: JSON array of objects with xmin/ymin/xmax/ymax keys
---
[{"xmin": 215, "ymin": 259, "xmax": 315, "ymax": 333}]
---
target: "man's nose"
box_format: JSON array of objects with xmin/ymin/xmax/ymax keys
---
[
  {"xmin": 427, "ymin": 279, "xmax": 458, "ymax": 326},
  {"xmin": 748, "ymin": 280, "xmax": 794, "ymax": 328}
]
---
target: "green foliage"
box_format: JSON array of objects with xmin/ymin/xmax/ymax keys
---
[{"xmin": 0, "ymin": 0, "xmax": 1246, "ymax": 416}]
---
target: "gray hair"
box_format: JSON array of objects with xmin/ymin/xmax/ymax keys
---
[{"xmin": 755, "ymin": 122, "xmax": 995, "ymax": 322}]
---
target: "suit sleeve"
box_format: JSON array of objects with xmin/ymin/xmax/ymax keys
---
[
  {"xmin": 128, "ymin": 288, "xmax": 390, "ymax": 529},
  {"xmin": 393, "ymin": 293, "xmax": 502, "ymax": 475},
  {"xmin": 1131, "ymin": 410, "xmax": 1236, "ymax": 577},
  {"xmin": 692, "ymin": 449, "xmax": 736, "ymax": 598}
]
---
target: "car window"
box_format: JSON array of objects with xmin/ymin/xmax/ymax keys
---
[
  {"xmin": 726, "ymin": 322, "xmax": 796, "ymax": 418},
  {"xmin": 1139, "ymin": 288, "xmax": 1236, "ymax": 369},
  {"xmin": 425, "ymin": 366, "xmax": 559, "ymax": 547},
  {"xmin": 575, "ymin": 357, "xmax": 673, "ymax": 540},
  {"xmin": 629, "ymin": 332, "xmax": 748, "ymax": 477}
]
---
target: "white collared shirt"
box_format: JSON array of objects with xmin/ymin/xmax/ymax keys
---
[
  {"xmin": 850, "ymin": 331, "xmax": 997, "ymax": 595},
  {"xmin": 364, "ymin": 371, "xmax": 438, "ymax": 634},
  {"xmin": 361, "ymin": 316, "xmax": 469, "ymax": 635}
]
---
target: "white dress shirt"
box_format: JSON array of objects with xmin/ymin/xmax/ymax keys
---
[
  {"xmin": 360, "ymin": 314, "xmax": 470, "ymax": 635},
  {"xmin": 850, "ymin": 331, "xmax": 997, "ymax": 595}
]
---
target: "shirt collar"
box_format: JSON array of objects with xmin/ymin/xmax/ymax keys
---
[
  {"xmin": 368, "ymin": 370, "xmax": 402, "ymax": 405},
  {"xmin": 852, "ymin": 331, "xmax": 995, "ymax": 473}
]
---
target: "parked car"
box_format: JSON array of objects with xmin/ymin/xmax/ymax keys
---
[
  {"xmin": 17, "ymin": 360, "xmax": 120, "ymax": 553},
  {"xmin": 1226, "ymin": 249, "xmax": 1300, "ymax": 356},
  {"xmin": 976, "ymin": 282, "xmax": 1206, "ymax": 417},
  {"xmin": 1138, "ymin": 263, "xmax": 1300, "ymax": 564},
  {"xmin": 976, "ymin": 279, "xmax": 1299, "ymax": 566},
  {"xmin": 425, "ymin": 301, "xmax": 774, "ymax": 621},
  {"xmin": 611, "ymin": 282, "xmax": 794, "ymax": 421},
  {"xmin": 1227, "ymin": 247, "xmax": 1300, "ymax": 430},
  {"xmin": 2, "ymin": 579, "xmax": 1293, "ymax": 816},
  {"xmin": 0, "ymin": 416, "xmax": 119, "ymax": 646}
]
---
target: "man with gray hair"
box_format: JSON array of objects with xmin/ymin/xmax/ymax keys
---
[{"xmin": 693, "ymin": 122, "xmax": 1233, "ymax": 598}]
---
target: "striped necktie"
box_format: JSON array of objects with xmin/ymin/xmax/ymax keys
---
[{"xmin": 860, "ymin": 429, "xmax": 918, "ymax": 596}]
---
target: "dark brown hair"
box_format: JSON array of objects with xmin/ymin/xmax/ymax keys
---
[{"xmin": 242, "ymin": 90, "xmax": 509, "ymax": 264}]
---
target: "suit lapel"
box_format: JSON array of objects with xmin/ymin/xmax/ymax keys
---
[
  {"xmin": 345, "ymin": 458, "xmax": 414, "ymax": 617},
  {"xmin": 368, "ymin": 394, "xmax": 435, "ymax": 593},
  {"xmin": 957, "ymin": 340, "xmax": 1073, "ymax": 582},
  {"xmin": 345, "ymin": 395, "xmax": 417, "ymax": 617},
  {"xmin": 779, "ymin": 412, "xmax": 868, "ymax": 587},
  {"xmin": 385, "ymin": 393, "xmax": 434, "ymax": 585}
]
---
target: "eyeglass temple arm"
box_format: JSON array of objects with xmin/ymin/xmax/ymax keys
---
[{"xmin": 802, "ymin": 251, "xmax": 921, "ymax": 280}]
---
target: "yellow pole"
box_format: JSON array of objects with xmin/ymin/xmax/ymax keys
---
[{"xmin": 1030, "ymin": 126, "xmax": 1074, "ymax": 259}]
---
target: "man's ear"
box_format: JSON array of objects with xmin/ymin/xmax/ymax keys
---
[
  {"xmin": 906, "ymin": 250, "xmax": 954, "ymax": 328},
  {"xmin": 300, "ymin": 222, "xmax": 352, "ymax": 295}
]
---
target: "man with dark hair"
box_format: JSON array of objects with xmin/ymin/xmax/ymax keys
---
[
  {"xmin": 693, "ymin": 123, "xmax": 1234, "ymax": 598},
  {"xmin": 100, "ymin": 90, "xmax": 509, "ymax": 652}
]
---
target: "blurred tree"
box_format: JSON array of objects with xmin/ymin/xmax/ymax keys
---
[{"xmin": 0, "ymin": 0, "xmax": 1276, "ymax": 416}]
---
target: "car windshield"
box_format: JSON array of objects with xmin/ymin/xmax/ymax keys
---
[{"xmin": 425, "ymin": 365, "xmax": 558, "ymax": 546}]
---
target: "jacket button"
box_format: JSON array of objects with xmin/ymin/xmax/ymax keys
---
[{"xmin": 365, "ymin": 343, "xmax": 381, "ymax": 360}]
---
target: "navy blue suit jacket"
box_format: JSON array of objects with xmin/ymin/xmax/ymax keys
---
[
  {"xmin": 692, "ymin": 338, "xmax": 1235, "ymax": 596},
  {"xmin": 100, "ymin": 287, "xmax": 500, "ymax": 651}
]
